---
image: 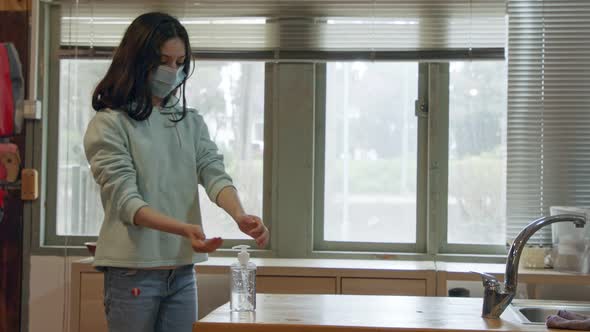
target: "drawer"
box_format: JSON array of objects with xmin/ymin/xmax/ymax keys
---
[
  {"xmin": 257, "ymin": 276, "xmax": 337, "ymax": 294},
  {"xmin": 341, "ymin": 277, "xmax": 427, "ymax": 296}
]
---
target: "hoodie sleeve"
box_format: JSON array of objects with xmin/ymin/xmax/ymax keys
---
[
  {"xmin": 195, "ymin": 116, "xmax": 234, "ymax": 204},
  {"xmin": 84, "ymin": 111, "xmax": 147, "ymax": 225}
]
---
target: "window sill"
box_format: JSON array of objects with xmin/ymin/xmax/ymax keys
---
[{"xmin": 33, "ymin": 245, "xmax": 508, "ymax": 264}]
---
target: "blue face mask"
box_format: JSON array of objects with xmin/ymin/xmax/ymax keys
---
[{"xmin": 150, "ymin": 65, "xmax": 186, "ymax": 98}]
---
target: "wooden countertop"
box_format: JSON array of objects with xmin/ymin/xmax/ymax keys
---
[{"xmin": 194, "ymin": 294, "xmax": 571, "ymax": 332}]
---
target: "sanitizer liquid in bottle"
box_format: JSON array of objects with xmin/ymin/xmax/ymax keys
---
[{"xmin": 230, "ymin": 245, "xmax": 256, "ymax": 312}]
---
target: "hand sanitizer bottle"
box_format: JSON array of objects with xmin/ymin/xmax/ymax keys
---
[{"xmin": 230, "ymin": 245, "xmax": 256, "ymax": 312}]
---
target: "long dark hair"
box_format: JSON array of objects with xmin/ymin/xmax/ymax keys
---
[{"xmin": 92, "ymin": 12, "xmax": 191, "ymax": 121}]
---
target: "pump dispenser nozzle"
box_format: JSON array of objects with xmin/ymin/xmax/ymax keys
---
[{"xmin": 232, "ymin": 245, "xmax": 251, "ymax": 265}]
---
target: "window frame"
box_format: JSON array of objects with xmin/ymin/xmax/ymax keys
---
[
  {"xmin": 436, "ymin": 61, "xmax": 507, "ymax": 256},
  {"xmin": 311, "ymin": 61, "xmax": 506, "ymax": 256},
  {"xmin": 312, "ymin": 62, "xmax": 427, "ymax": 253}
]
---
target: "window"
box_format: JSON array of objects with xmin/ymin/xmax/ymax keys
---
[
  {"xmin": 447, "ymin": 61, "xmax": 507, "ymax": 245},
  {"xmin": 53, "ymin": 59, "xmax": 265, "ymax": 242},
  {"xmin": 189, "ymin": 62, "xmax": 265, "ymax": 240},
  {"xmin": 57, "ymin": 59, "xmax": 109, "ymax": 236},
  {"xmin": 317, "ymin": 60, "xmax": 508, "ymax": 253},
  {"xmin": 322, "ymin": 62, "xmax": 418, "ymax": 244}
]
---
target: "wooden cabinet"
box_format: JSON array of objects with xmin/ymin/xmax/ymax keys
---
[
  {"xmin": 79, "ymin": 273, "xmax": 108, "ymax": 332},
  {"xmin": 341, "ymin": 277, "xmax": 427, "ymax": 296},
  {"xmin": 70, "ymin": 268, "xmax": 108, "ymax": 332},
  {"xmin": 257, "ymin": 276, "xmax": 337, "ymax": 294}
]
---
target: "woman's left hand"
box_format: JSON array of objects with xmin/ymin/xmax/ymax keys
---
[{"xmin": 236, "ymin": 214, "xmax": 269, "ymax": 248}]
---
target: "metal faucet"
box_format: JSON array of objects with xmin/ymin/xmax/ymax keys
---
[{"xmin": 474, "ymin": 214, "xmax": 586, "ymax": 319}]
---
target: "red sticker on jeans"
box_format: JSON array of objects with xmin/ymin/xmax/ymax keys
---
[{"xmin": 131, "ymin": 288, "xmax": 141, "ymax": 297}]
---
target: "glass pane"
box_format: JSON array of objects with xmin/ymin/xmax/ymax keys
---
[
  {"xmin": 56, "ymin": 60, "xmax": 265, "ymax": 239},
  {"xmin": 324, "ymin": 62, "xmax": 418, "ymax": 243},
  {"xmin": 190, "ymin": 62, "xmax": 265, "ymax": 240},
  {"xmin": 447, "ymin": 61, "xmax": 507, "ymax": 245},
  {"xmin": 57, "ymin": 59, "xmax": 109, "ymax": 236}
]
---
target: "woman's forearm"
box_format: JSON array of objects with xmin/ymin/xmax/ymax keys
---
[
  {"xmin": 216, "ymin": 186, "xmax": 246, "ymax": 221},
  {"xmin": 216, "ymin": 185, "xmax": 269, "ymax": 248},
  {"xmin": 133, "ymin": 206, "xmax": 189, "ymax": 236}
]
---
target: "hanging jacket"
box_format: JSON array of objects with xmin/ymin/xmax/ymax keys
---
[
  {"xmin": 0, "ymin": 42, "xmax": 24, "ymax": 137},
  {"xmin": 0, "ymin": 43, "xmax": 15, "ymax": 136},
  {"xmin": 5, "ymin": 43, "xmax": 24, "ymax": 135}
]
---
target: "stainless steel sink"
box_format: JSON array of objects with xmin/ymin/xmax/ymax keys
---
[{"xmin": 510, "ymin": 301, "xmax": 590, "ymax": 325}]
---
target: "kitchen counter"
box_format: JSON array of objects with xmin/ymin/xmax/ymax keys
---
[
  {"xmin": 436, "ymin": 262, "xmax": 590, "ymax": 283},
  {"xmin": 435, "ymin": 262, "xmax": 590, "ymax": 297},
  {"xmin": 70, "ymin": 258, "xmax": 589, "ymax": 332},
  {"xmin": 194, "ymin": 294, "xmax": 572, "ymax": 332}
]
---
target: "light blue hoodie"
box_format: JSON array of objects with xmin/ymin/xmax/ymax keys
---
[{"xmin": 83, "ymin": 100, "xmax": 233, "ymax": 268}]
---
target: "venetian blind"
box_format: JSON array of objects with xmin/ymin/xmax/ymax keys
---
[
  {"xmin": 59, "ymin": 0, "xmax": 506, "ymax": 59},
  {"xmin": 507, "ymin": 0, "xmax": 590, "ymax": 244}
]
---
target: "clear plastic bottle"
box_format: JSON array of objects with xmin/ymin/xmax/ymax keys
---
[{"xmin": 230, "ymin": 245, "xmax": 256, "ymax": 312}]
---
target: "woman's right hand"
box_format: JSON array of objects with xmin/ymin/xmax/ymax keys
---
[{"xmin": 182, "ymin": 224, "xmax": 223, "ymax": 253}]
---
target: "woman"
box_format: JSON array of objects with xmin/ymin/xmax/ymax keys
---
[{"xmin": 83, "ymin": 12, "xmax": 269, "ymax": 332}]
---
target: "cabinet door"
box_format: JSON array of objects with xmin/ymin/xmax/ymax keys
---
[
  {"xmin": 341, "ymin": 278, "xmax": 427, "ymax": 296},
  {"xmin": 257, "ymin": 276, "xmax": 337, "ymax": 294},
  {"xmin": 80, "ymin": 273, "xmax": 108, "ymax": 332}
]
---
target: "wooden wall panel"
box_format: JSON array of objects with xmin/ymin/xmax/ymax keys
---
[{"xmin": 0, "ymin": 0, "xmax": 29, "ymax": 11}]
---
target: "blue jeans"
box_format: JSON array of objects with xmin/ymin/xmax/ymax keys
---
[{"xmin": 103, "ymin": 265, "xmax": 197, "ymax": 332}]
